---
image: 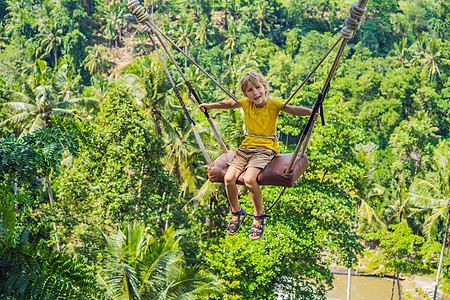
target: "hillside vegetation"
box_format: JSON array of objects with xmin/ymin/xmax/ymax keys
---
[{"xmin": 1, "ymin": 0, "xmax": 450, "ymax": 299}]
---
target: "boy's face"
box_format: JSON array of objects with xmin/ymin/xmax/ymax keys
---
[{"xmin": 243, "ymin": 81, "xmax": 268, "ymax": 107}]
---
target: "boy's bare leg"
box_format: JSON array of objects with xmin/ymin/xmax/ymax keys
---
[
  {"xmin": 224, "ymin": 166, "xmax": 243, "ymax": 233},
  {"xmin": 243, "ymin": 167, "xmax": 264, "ymax": 238}
]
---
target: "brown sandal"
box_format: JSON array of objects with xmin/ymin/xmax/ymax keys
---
[
  {"xmin": 249, "ymin": 214, "xmax": 269, "ymax": 240},
  {"xmin": 227, "ymin": 208, "xmax": 247, "ymax": 236}
]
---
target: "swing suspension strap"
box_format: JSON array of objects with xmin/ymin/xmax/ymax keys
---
[
  {"xmin": 142, "ymin": 28, "xmax": 213, "ymax": 167},
  {"xmin": 140, "ymin": 21, "xmax": 229, "ymax": 154},
  {"xmin": 264, "ymin": 0, "xmax": 368, "ymax": 213},
  {"xmin": 128, "ymin": 0, "xmax": 239, "ymax": 103},
  {"xmin": 284, "ymin": 0, "xmax": 368, "ymax": 173}
]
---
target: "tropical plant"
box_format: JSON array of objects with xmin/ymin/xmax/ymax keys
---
[
  {"xmin": 391, "ymin": 36, "xmax": 409, "ymax": 67},
  {"xmin": 252, "ymin": 0, "xmax": 275, "ymax": 35},
  {"xmin": 97, "ymin": 222, "xmax": 223, "ymax": 300},
  {"xmin": 36, "ymin": 16, "xmax": 63, "ymax": 67},
  {"xmin": 1, "ymin": 124, "xmax": 82, "ymax": 251},
  {"xmin": 388, "ymin": 110, "xmax": 438, "ymax": 182},
  {"xmin": 366, "ymin": 222, "xmax": 424, "ymax": 300},
  {"xmin": 1, "ymin": 83, "xmax": 59, "ymax": 134},
  {"xmin": 409, "ymin": 141, "xmax": 450, "ymax": 299},
  {"xmin": 380, "ymin": 176, "xmax": 411, "ymax": 226},
  {"xmin": 222, "ymin": 19, "xmax": 239, "ymax": 64},
  {"xmin": 82, "ymin": 44, "xmax": 110, "ymax": 75},
  {"xmin": 4, "ymin": 0, "xmax": 38, "ymax": 40},
  {"xmin": 351, "ymin": 143, "xmax": 385, "ymax": 231},
  {"xmin": 54, "ymin": 86, "xmax": 178, "ymax": 251},
  {"xmin": 194, "ymin": 15, "xmax": 213, "ymax": 49},
  {"xmin": 173, "ymin": 17, "xmax": 196, "ymax": 71},
  {"xmin": 101, "ymin": 2, "xmax": 125, "ymax": 49},
  {"xmin": 0, "ymin": 227, "xmax": 104, "ymax": 299},
  {"xmin": 121, "ymin": 54, "xmax": 172, "ymax": 136},
  {"xmin": 421, "ymin": 36, "xmax": 445, "ymax": 83}
]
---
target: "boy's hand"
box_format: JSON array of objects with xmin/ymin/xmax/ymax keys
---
[
  {"xmin": 309, "ymin": 109, "xmax": 319, "ymax": 120},
  {"xmin": 314, "ymin": 112, "xmax": 320, "ymax": 120},
  {"xmin": 199, "ymin": 103, "xmax": 210, "ymax": 113}
]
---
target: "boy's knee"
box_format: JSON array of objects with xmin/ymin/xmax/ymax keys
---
[
  {"xmin": 243, "ymin": 175, "xmax": 258, "ymax": 187},
  {"xmin": 224, "ymin": 173, "xmax": 237, "ymax": 185}
]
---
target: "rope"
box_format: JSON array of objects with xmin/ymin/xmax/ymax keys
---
[
  {"xmin": 143, "ymin": 26, "xmax": 213, "ymax": 167},
  {"xmin": 265, "ymin": 187, "xmax": 287, "ymax": 213},
  {"xmin": 285, "ymin": 0, "xmax": 368, "ymax": 173},
  {"xmin": 282, "ymin": 36, "xmax": 342, "ymax": 108},
  {"xmin": 127, "ymin": 0, "xmax": 239, "ymax": 103},
  {"xmin": 283, "ymin": 1, "xmax": 367, "ymax": 108},
  {"xmin": 140, "ymin": 21, "xmax": 229, "ymax": 153},
  {"xmin": 340, "ymin": 2, "xmax": 368, "ymax": 40}
]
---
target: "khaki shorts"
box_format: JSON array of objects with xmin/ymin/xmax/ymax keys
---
[{"xmin": 227, "ymin": 147, "xmax": 276, "ymax": 171}]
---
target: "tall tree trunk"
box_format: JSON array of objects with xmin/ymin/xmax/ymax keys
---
[
  {"xmin": 433, "ymin": 212, "xmax": 450, "ymax": 300},
  {"xmin": 165, "ymin": 202, "xmax": 170, "ymax": 231},
  {"xmin": 397, "ymin": 268, "xmax": 402, "ymax": 300},
  {"xmin": 346, "ymin": 267, "xmax": 352, "ymax": 300},
  {"xmin": 390, "ymin": 276, "xmax": 395, "ymax": 300},
  {"xmin": 348, "ymin": 201, "xmax": 361, "ymax": 300},
  {"xmin": 46, "ymin": 176, "xmax": 61, "ymax": 252},
  {"xmin": 184, "ymin": 44, "xmax": 188, "ymax": 73},
  {"xmin": 207, "ymin": 195, "xmax": 216, "ymax": 239},
  {"xmin": 136, "ymin": 164, "xmax": 145, "ymax": 212},
  {"xmin": 54, "ymin": 46, "xmax": 57, "ymax": 67}
]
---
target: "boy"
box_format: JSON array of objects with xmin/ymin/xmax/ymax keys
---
[{"xmin": 199, "ymin": 71, "xmax": 316, "ymax": 239}]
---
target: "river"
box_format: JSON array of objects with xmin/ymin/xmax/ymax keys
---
[{"xmin": 327, "ymin": 274, "xmax": 400, "ymax": 300}]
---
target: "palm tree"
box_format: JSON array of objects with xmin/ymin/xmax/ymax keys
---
[
  {"xmin": 222, "ymin": 20, "xmax": 239, "ymax": 64},
  {"xmin": 380, "ymin": 176, "xmax": 411, "ymax": 226},
  {"xmin": 4, "ymin": 0, "xmax": 36, "ymax": 40},
  {"xmin": 346, "ymin": 144, "xmax": 385, "ymax": 300},
  {"xmin": 410, "ymin": 33, "xmax": 446, "ymax": 83},
  {"xmin": 409, "ymin": 143, "xmax": 450, "ymax": 300},
  {"xmin": 409, "ymin": 32, "xmax": 427, "ymax": 64},
  {"xmin": 252, "ymin": 0, "xmax": 275, "ymax": 35},
  {"xmin": 37, "ymin": 18, "xmax": 63, "ymax": 67},
  {"xmin": 85, "ymin": 75, "xmax": 112, "ymax": 105},
  {"xmin": 82, "ymin": 44, "xmax": 110, "ymax": 75},
  {"xmin": 174, "ymin": 18, "xmax": 196, "ymax": 71},
  {"xmin": 392, "ymin": 37, "xmax": 409, "ymax": 67},
  {"xmin": 1, "ymin": 61, "xmax": 91, "ymax": 136},
  {"xmin": 54, "ymin": 63, "xmax": 99, "ymax": 117},
  {"xmin": 351, "ymin": 145, "xmax": 385, "ymax": 231},
  {"xmin": 421, "ymin": 36, "xmax": 444, "ymax": 83},
  {"xmin": 97, "ymin": 223, "xmax": 224, "ymax": 299},
  {"xmin": 121, "ymin": 54, "xmax": 172, "ymax": 136},
  {"xmin": 102, "ymin": 2, "xmax": 125, "ymax": 49},
  {"xmin": 164, "ymin": 104, "xmax": 214, "ymax": 199},
  {"xmin": 195, "ymin": 16, "xmax": 212, "ymax": 49}
]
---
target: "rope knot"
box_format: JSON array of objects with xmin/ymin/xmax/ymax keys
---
[
  {"xmin": 140, "ymin": 23, "xmax": 154, "ymax": 34},
  {"xmin": 128, "ymin": 0, "xmax": 151, "ymax": 25},
  {"xmin": 340, "ymin": 3, "xmax": 367, "ymax": 40}
]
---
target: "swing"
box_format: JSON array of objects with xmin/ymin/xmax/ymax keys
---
[
  {"xmin": 208, "ymin": 151, "xmax": 310, "ymax": 187},
  {"xmin": 127, "ymin": 0, "xmax": 368, "ymax": 209}
]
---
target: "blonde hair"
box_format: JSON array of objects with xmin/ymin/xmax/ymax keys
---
[{"xmin": 239, "ymin": 71, "xmax": 269, "ymax": 96}]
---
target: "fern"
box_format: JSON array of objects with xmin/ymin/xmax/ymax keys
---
[{"xmin": 0, "ymin": 236, "xmax": 105, "ymax": 299}]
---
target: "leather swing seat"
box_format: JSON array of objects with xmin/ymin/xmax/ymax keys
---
[{"xmin": 207, "ymin": 151, "xmax": 310, "ymax": 187}]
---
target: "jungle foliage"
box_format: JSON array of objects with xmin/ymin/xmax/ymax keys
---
[{"xmin": 1, "ymin": 0, "xmax": 450, "ymax": 299}]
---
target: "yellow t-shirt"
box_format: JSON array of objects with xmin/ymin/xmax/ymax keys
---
[{"xmin": 239, "ymin": 98, "xmax": 284, "ymax": 154}]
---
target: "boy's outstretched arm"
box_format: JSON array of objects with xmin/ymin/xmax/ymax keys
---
[
  {"xmin": 199, "ymin": 100, "xmax": 241, "ymax": 112},
  {"xmin": 282, "ymin": 105, "xmax": 319, "ymax": 119}
]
